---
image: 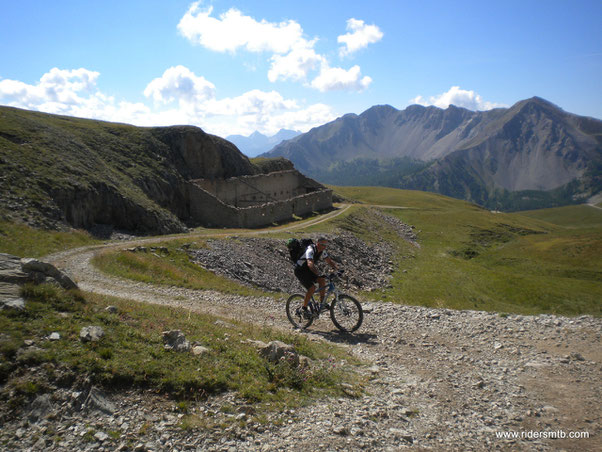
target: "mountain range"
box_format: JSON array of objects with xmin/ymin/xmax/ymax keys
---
[
  {"xmin": 262, "ymin": 97, "xmax": 602, "ymax": 210},
  {"xmin": 226, "ymin": 129, "xmax": 301, "ymax": 157}
]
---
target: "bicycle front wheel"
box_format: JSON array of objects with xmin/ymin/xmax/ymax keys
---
[
  {"xmin": 330, "ymin": 294, "xmax": 363, "ymax": 333},
  {"xmin": 286, "ymin": 294, "xmax": 314, "ymax": 329}
]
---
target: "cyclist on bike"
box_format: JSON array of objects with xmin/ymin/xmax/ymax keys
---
[{"xmin": 294, "ymin": 237, "xmax": 338, "ymax": 318}]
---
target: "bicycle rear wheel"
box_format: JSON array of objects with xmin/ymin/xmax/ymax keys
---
[
  {"xmin": 286, "ymin": 294, "xmax": 314, "ymax": 329},
  {"xmin": 330, "ymin": 294, "xmax": 363, "ymax": 332}
]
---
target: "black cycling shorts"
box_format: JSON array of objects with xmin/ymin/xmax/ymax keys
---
[{"xmin": 294, "ymin": 264, "xmax": 318, "ymax": 290}]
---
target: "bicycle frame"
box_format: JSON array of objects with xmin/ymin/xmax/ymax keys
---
[{"xmin": 309, "ymin": 275, "xmax": 339, "ymax": 315}]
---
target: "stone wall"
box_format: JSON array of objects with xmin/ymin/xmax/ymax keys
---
[
  {"xmin": 193, "ymin": 170, "xmax": 324, "ymax": 207},
  {"xmin": 187, "ymin": 170, "xmax": 332, "ymax": 228}
]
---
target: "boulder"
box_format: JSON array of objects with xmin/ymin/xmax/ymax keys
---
[
  {"xmin": 80, "ymin": 326, "xmax": 105, "ymax": 343},
  {"xmin": 0, "ymin": 254, "xmax": 78, "ymax": 310},
  {"xmin": 191, "ymin": 345, "xmax": 210, "ymax": 356},
  {"xmin": 259, "ymin": 341, "xmax": 299, "ymax": 367},
  {"xmin": 20, "ymin": 258, "xmax": 77, "ymax": 289},
  {"xmin": 0, "ymin": 253, "xmax": 30, "ymax": 284},
  {"xmin": 85, "ymin": 387, "xmax": 116, "ymax": 415},
  {"xmin": 27, "ymin": 394, "xmax": 53, "ymax": 423},
  {"xmin": 0, "ymin": 281, "xmax": 25, "ymax": 310},
  {"xmin": 244, "ymin": 339, "xmax": 268, "ymax": 349},
  {"xmin": 163, "ymin": 330, "xmax": 191, "ymax": 352}
]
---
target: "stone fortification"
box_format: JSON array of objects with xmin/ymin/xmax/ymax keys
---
[
  {"xmin": 188, "ymin": 170, "xmax": 332, "ymax": 228},
  {"xmin": 192, "ymin": 170, "xmax": 323, "ymax": 206}
]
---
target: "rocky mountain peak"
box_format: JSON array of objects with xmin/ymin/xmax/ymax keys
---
[{"xmin": 262, "ymin": 97, "xmax": 601, "ymax": 211}]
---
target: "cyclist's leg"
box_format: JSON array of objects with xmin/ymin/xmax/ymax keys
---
[
  {"xmin": 303, "ymin": 284, "xmax": 316, "ymax": 307},
  {"xmin": 295, "ymin": 264, "xmax": 318, "ymax": 307},
  {"xmin": 317, "ymin": 276, "xmax": 326, "ymax": 302}
]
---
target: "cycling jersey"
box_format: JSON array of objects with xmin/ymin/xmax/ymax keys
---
[{"xmin": 296, "ymin": 245, "xmax": 328, "ymax": 267}]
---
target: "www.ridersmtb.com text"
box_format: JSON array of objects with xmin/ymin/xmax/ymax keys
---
[{"xmin": 496, "ymin": 430, "xmax": 590, "ymax": 440}]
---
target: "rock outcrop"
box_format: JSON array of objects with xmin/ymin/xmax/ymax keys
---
[
  {"xmin": 0, "ymin": 253, "xmax": 77, "ymax": 310},
  {"xmin": 79, "ymin": 326, "xmax": 105, "ymax": 343},
  {"xmin": 162, "ymin": 330, "xmax": 191, "ymax": 352}
]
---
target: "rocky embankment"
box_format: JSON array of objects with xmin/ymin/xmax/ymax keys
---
[
  {"xmin": 186, "ymin": 208, "xmax": 418, "ymax": 294},
  {"xmin": 187, "ymin": 233, "xmax": 396, "ymax": 294}
]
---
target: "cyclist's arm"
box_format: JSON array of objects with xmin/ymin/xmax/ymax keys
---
[
  {"xmin": 325, "ymin": 256, "xmax": 337, "ymax": 270},
  {"xmin": 307, "ymin": 258, "xmax": 319, "ymax": 275}
]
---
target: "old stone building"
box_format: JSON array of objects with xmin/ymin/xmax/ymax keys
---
[{"xmin": 187, "ymin": 169, "xmax": 333, "ymax": 228}]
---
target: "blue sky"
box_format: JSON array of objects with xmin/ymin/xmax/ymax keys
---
[{"xmin": 1, "ymin": 0, "xmax": 601, "ymax": 137}]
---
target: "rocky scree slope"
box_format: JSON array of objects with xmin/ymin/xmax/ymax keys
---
[
  {"xmin": 0, "ymin": 106, "xmax": 278, "ymax": 235},
  {"xmin": 185, "ymin": 209, "xmax": 418, "ymax": 294}
]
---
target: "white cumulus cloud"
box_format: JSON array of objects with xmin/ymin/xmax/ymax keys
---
[
  {"xmin": 205, "ymin": 89, "xmax": 298, "ymax": 116},
  {"xmin": 268, "ymin": 45, "xmax": 324, "ymax": 82},
  {"xmin": 205, "ymin": 101, "xmax": 336, "ymax": 137},
  {"xmin": 267, "ymin": 103, "xmax": 335, "ymax": 134},
  {"xmin": 201, "ymin": 89, "xmax": 337, "ymax": 136},
  {"xmin": 311, "ymin": 64, "xmax": 372, "ymax": 92},
  {"xmin": 410, "ymin": 86, "xmax": 506, "ymax": 111},
  {"xmin": 177, "ymin": 3, "xmax": 305, "ymax": 54},
  {"xmin": 338, "ymin": 18, "xmax": 383, "ymax": 57},
  {"xmin": 144, "ymin": 65, "xmax": 215, "ymax": 105},
  {"xmin": 0, "ymin": 68, "xmax": 101, "ymax": 112},
  {"xmin": 177, "ymin": 4, "xmax": 378, "ymax": 92}
]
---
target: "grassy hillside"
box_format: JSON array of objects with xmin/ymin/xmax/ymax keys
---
[
  {"xmin": 7, "ymin": 182, "xmax": 596, "ymax": 317},
  {"xmin": 92, "ymin": 240, "xmax": 272, "ymax": 298},
  {"xmin": 0, "ymin": 107, "xmax": 185, "ymax": 232},
  {"xmin": 90, "ymin": 186, "xmax": 601, "ymax": 317},
  {"xmin": 0, "ymin": 284, "xmax": 360, "ymax": 424},
  {"xmin": 516, "ymin": 204, "xmax": 602, "ymax": 228},
  {"xmin": 0, "ymin": 221, "xmax": 100, "ymax": 258},
  {"xmin": 332, "ymin": 187, "xmax": 601, "ymax": 316}
]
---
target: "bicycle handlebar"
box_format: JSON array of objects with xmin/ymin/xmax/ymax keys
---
[{"xmin": 320, "ymin": 269, "xmax": 345, "ymax": 279}]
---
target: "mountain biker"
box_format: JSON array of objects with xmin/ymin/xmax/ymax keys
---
[{"xmin": 294, "ymin": 237, "xmax": 338, "ymax": 318}]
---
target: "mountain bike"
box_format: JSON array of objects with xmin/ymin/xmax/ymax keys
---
[{"xmin": 286, "ymin": 271, "xmax": 363, "ymax": 333}]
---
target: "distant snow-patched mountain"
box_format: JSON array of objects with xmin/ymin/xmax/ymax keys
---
[
  {"xmin": 262, "ymin": 97, "xmax": 602, "ymax": 210},
  {"xmin": 227, "ymin": 129, "xmax": 301, "ymax": 157}
]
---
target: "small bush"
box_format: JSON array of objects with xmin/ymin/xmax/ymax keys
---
[
  {"xmin": 13, "ymin": 379, "xmax": 43, "ymax": 396},
  {"xmin": 265, "ymin": 352, "xmax": 310, "ymax": 391},
  {"xmin": 0, "ymin": 338, "xmax": 21, "ymax": 360}
]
